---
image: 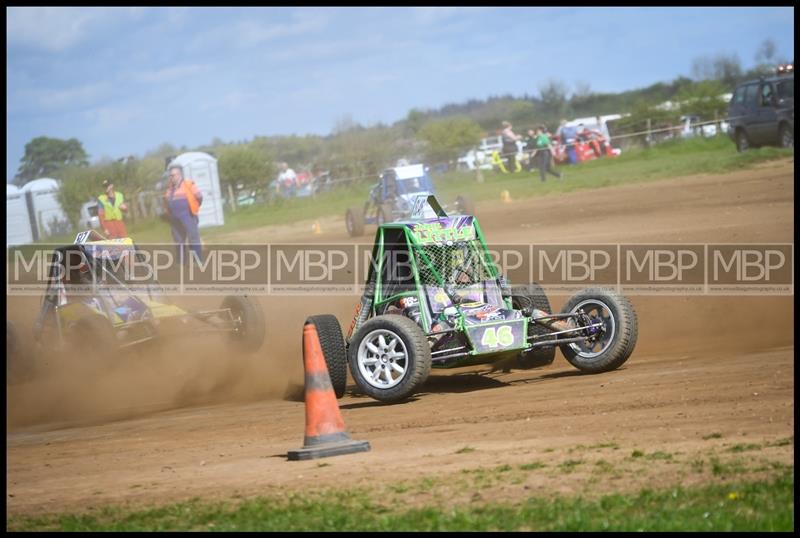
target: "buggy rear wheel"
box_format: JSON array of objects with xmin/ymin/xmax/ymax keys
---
[
  {"xmin": 558, "ymin": 288, "xmax": 638, "ymax": 374},
  {"xmin": 348, "ymin": 315, "xmax": 431, "ymax": 403},
  {"xmin": 345, "ymin": 206, "xmax": 365, "ymax": 237},
  {"xmin": 306, "ymin": 315, "xmax": 348, "ymax": 399},
  {"xmin": 222, "ymin": 295, "xmax": 266, "ymax": 353},
  {"xmin": 377, "ymin": 203, "xmax": 393, "ymax": 225},
  {"xmin": 512, "ymin": 283, "xmax": 557, "ymax": 369}
]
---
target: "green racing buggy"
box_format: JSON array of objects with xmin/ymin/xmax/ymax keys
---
[{"xmin": 308, "ymin": 196, "xmax": 638, "ymax": 403}]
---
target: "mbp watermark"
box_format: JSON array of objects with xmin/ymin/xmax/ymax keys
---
[
  {"xmin": 707, "ymin": 244, "xmax": 793, "ymax": 294},
  {"xmin": 6, "ymin": 242, "xmax": 793, "ymax": 297}
]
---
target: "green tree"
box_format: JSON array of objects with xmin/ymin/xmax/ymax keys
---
[
  {"xmin": 675, "ymin": 80, "xmax": 728, "ymax": 122},
  {"xmin": 218, "ymin": 145, "xmax": 273, "ymax": 189},
  {"xmin": 405, "ymin": 108, "xmax": 427, "ymax": 135},
  {"xmin": 58, "ymin": 165, "xmax": 107, "ymax": 228},
  {"xmin": 14, "ymin": 136, "xmax": 89, "ymax": 185},
  {"xmin": 538, "ymin": 79, "xmax": 570, "ymax": 119},
  {"xmin": 416, "ymin": 117, "xmax": 483, "ymax": 164}
]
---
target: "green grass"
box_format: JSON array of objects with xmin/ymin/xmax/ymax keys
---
[
  {"xmin": 727, "ymin": 443, "xmax": 763, "ymax": 453},
  {"xmin": 35, "ymin": 136, "xmax": 793, "ymax": 246},
  {"xmin": 766, "ymin": 437, "xmax": 793, "ymax": 448},
  {"xmin": 518, "ymin": 462, "xmax": 547, "ymax": 471},
  {"xmin": 558, "ymin": 459, "xmax": 585, "ymax": 473},
  {"xmin": 8, "ymin": 475, "xmax": 793, "ymax": 532}
]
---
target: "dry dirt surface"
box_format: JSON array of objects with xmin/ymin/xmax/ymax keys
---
[{"xmin": 6, "ymin": 159, "xmax": 794, "ymax": 516}]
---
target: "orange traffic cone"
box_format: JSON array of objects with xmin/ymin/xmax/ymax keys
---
[{"xmin": 287, "ymin": 321, "xmax": 370, "ymax": 461}]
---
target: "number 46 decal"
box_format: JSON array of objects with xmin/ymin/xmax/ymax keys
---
[{"xmin": 481, "ymin": 325, "xmax": 514, "ymax": 348}]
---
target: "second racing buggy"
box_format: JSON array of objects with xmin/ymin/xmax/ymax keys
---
[
  {"xmin": 345, "ymin": 163, "xmax": 475, "ymax": 237},
  {"xmin": 11, "ymin": 230, "xmax": 266, "ymax": 381},
  {"xmin": 310, "ymin": 196, "xmax": 638, "ymax": 403}
]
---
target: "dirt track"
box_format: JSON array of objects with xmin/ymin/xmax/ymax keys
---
[{"xmin": 6, "ymin": 159, "xmax": 794, "ymax": 516}]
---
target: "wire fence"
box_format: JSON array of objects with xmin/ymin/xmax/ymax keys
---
[{"xmin": 281, "ymin": 114, "xmax": 744, "ymax": 191}]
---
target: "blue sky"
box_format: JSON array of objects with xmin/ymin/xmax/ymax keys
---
[{"xmin": 6, "ymin": 6, "xmax": 795, "ymax": 181}]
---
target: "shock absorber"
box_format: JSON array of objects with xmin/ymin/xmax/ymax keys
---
[{"xmin": 347, "ymin": 279, "xmax": 375, "ymax": 342}]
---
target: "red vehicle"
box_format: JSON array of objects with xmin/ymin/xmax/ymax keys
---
[{"xmin": 551, "ymin": 130, "xmax": 620, "ymax": 164}]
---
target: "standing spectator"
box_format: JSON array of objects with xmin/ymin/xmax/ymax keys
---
[
  {"xmin": 523, "ymin": 128, "xmax": 539, "ymax": 171},
  {"xmin": 277, "ymin": 162, "xmax": 298, "ymax": 197},
  {"xmin": 533, "ymin": 125, "xmax": 563, "ymax": 182},
  {"xmin": 500, "ymin": 121, "xmax": 522, "ymax": 173},
  {"xmin": 164, "ymin": 165, "xmax": 203, "ymax": 263},
  {"xmin": 556, "ymin": 119, "xmax": 579, "ymax": 164},
  {"xmin": 97, "ymin": 179, "xmax": 129, "ymax": 238},
  {"xmin": 596, "ymin": 115, "xmax": 610, "ymax": 141}
]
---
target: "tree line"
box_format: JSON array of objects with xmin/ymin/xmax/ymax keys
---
[{"xmin": 11, "ymin": 40, "xmax": 789, "ymax": 225}]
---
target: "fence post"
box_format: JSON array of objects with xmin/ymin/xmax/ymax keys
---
[
  {"xmin": 646, "ymin": 118, "xmax": 652, "ymax": 148},
  {"xmin": 227, "ymin": 184, "xmax": 237, "ymax": 212}
]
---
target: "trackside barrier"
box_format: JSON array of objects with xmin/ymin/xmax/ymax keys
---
[
  {"xmin": 302, "ymin": 115, "xmax": 746, "ymax": 188},
  {"xmin": 287, "ymin": 320, "xmax": 370, "ymax": 461}
]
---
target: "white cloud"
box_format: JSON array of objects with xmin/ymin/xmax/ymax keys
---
[
  {"xmin": 82, "ymin": 104, "xmax": 143, "ymax": 131},
  {"xmin": 8, "ymin": 81, "xmax": 114, "ymax": 114},
  {"xmin": 199, "ymin": 90, "xmax": 259, "ymax": 112},
  {"xmin": 6, "ymin": 7, "xmax": 143, "ymax": 52},
  {"xmin": 131, "ymin": 64, "xmax": 212, "ymax": 84},
  {"xmin": 186, "ymin": 10, "xmax": 328, "ymax": 53}
]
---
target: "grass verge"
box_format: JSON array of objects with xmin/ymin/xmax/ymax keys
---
[{"xmin": 7, "ymin": 473, "xmax": 793, "ymax": 532}]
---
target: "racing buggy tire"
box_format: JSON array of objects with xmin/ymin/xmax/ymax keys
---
[
  {"xmin": 222, "ymin": 295, "xmax": 266, "ymax": 353},
  {"xmin": 64, "ymin": 314, "xmax": 119, "ymax": 361},
  {"xmin": 345, "ymin": 206, "xmax": 365, "ymax": 237},
  {"xmin": 377, "ymin": 203, "xmax": 393, "ymax": 225},
  {"xmin": 558, "ymin": 287, "xmax": 638, "ymax": 374},
  {"xmin": 512, "ymin": 283, "xmax": 557, "ymax": 369},
  {"xmin": 306, "ymin": 315, "xmax": 348, "ymax": 399},
  {"xmin": 455, "ymin": 195, "xmax": 475, "ymax": 216},
  {"xmin": 348, "ymin": 315, "xmax": 431, "ymax": 404}
]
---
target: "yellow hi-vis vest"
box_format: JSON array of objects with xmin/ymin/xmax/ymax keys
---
[{"xmin": 98, "ymin": 193, "xmax": 125, "ymax": 221}]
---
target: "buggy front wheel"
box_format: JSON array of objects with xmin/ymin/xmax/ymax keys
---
[
  {"xmin": 222, "ymin": 295, "xmax": 266, "ymax": 352},
  {"xmin": 348, "ymin": 315, "xmax": 431, "ymax": 403}
]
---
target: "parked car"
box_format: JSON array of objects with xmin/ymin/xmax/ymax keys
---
[
  {"xmin": 728, "ymin": 64, "xmax": 794, "ymax": 152},
  {"xmin": 79, "ymin": 200, "xmax": 100, "ymax": 230},
  {"xmin": 457, "ymin": 136, "xmax": 526, "ymax": 171}
]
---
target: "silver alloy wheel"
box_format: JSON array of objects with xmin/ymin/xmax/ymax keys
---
[
  {"xmin": 357, "ymin": 329, "xmax": 408, "ymax": 389},
  {"xmin": 781, "ymin": 127, "xmax": 793, "ymax": 148},
  {"xmin": 738, "ymin": 131, "xmax": 749, "ymax": 152},
  {"xmin": 568, "ymin": 299, "xmax": 616, "ymax": 359}
]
